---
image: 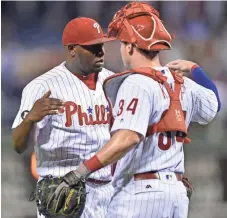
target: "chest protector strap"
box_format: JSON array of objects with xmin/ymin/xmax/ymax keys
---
[{"xmin": 122, "ymin": 67, "xmax": 190, "ymax": 143}]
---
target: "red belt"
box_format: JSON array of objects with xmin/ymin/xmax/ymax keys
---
[
  {"xmin": 134, "ymin": 172, "xmax": 182, "ymax": 181},
  {"xmin": 87, "ymin": 178, "xmax": 111, "ymax": 185}
]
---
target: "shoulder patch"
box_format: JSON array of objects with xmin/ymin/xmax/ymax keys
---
[{"xmin": 21, "ymin": 110, "xmax": 29, "ymax": 119}]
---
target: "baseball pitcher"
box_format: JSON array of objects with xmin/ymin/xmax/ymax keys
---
[{"xmin": 12, "ymin": 17, "xmax": 116, "ymax": 218}]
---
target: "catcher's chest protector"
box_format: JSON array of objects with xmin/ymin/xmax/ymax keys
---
[{"xmin": 104, "ymin": 67, "xmax": 190, "ymax": 143}]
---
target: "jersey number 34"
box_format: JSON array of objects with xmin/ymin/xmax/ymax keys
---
[{"xmin": 117, "ymin": 98, "xmax": 139, "ymax": 116}]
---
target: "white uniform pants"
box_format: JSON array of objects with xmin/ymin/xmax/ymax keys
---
[{"xmin": 106, "ymin": 172, "xmax": 189, "ymax": 218}]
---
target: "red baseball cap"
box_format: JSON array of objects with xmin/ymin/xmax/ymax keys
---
[{"xmin": 62, "ymin": 17, "xmax": 115, "ymax": 46}]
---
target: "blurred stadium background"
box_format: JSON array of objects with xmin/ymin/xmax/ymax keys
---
[{"xmin": 1, "ymin": 1, "xmax": 227, "ymax": 218}]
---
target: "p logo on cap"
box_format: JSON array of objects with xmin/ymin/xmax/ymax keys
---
[{"xmin": 93, "ymin": 23, "xmax": 101, "ymax": 34}]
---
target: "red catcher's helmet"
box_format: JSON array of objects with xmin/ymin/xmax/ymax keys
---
[{"xmin": 107, "ymin": 2, "xmax": 173, "ymax": 51}]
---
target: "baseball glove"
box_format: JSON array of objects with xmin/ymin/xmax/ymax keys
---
[{"xmin": 33, "ymin": 174, "xmax": 86, "ymax": 217}]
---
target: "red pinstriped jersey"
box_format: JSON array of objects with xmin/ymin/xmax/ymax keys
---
[{"xmin": 12, "ymin": 62, "xmax": 114, "ymax": 180}]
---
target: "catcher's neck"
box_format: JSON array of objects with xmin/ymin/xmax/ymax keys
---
[{"xmin": 130, "ymin": 53, "xmax": 162, "ymax": 69}]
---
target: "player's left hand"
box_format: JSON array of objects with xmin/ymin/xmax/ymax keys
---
[
  {"xmin": 47, "ymin": 170, "xmax": 86, "ymax": 217},
  {"xmin": 182, "ymin": 176, "xmax": 194, "ymax": 200},
  {"xmin": 166, "ymin": 59, "xmax": 197, "ymax": 75}
]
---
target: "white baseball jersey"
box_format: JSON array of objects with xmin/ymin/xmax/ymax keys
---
[
  {"xmin": 104, "ymin": 66, "xmax": 218, "ymax": 188},
  {"xmin": 12, "ymin": 62, "xmax": 114, "ymax": 181}
]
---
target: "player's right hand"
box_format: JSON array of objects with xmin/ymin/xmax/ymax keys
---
[
  {"xmin": 25, "ymin": 91, "xmax": 64, "ymax": 123},
  {"xmin": 166, "ymin": 59, "xmax": 197, "ymax": 74}
]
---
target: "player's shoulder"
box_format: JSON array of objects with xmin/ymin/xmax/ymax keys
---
[
  {"xmin": 123, "ymin": 73, "xmax": 159, "ymax": 94},
  {"xmin": 32, "ymin": 62, "xmax": 66, "ymax": 83},
  {"xmin": 183, "ymin": 76, "xmax": 216, "ymax": 97},
  {"xmin": 23, "ymin": 62, "xmax": 66, "ymax": 90},
  {"xmin": 183, "ymin": 77, "xmax": 200, "ymax": 92},
  {"xmin": 98, "ymin": 68, "xmax": 115, "ymax": 84},
  {"xmin": 183, "ymin": 77, "xmax": 195, "ymax": 86}
]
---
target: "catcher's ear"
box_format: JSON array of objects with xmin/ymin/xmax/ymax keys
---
[{"xmin": 126, "ymin": 43, "xmax": 134, "ymax": 55}]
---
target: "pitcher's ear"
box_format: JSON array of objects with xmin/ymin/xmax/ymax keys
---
[{"xmin": 68, "ymin": 44, "xmax": 77, "ymax": 57}]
